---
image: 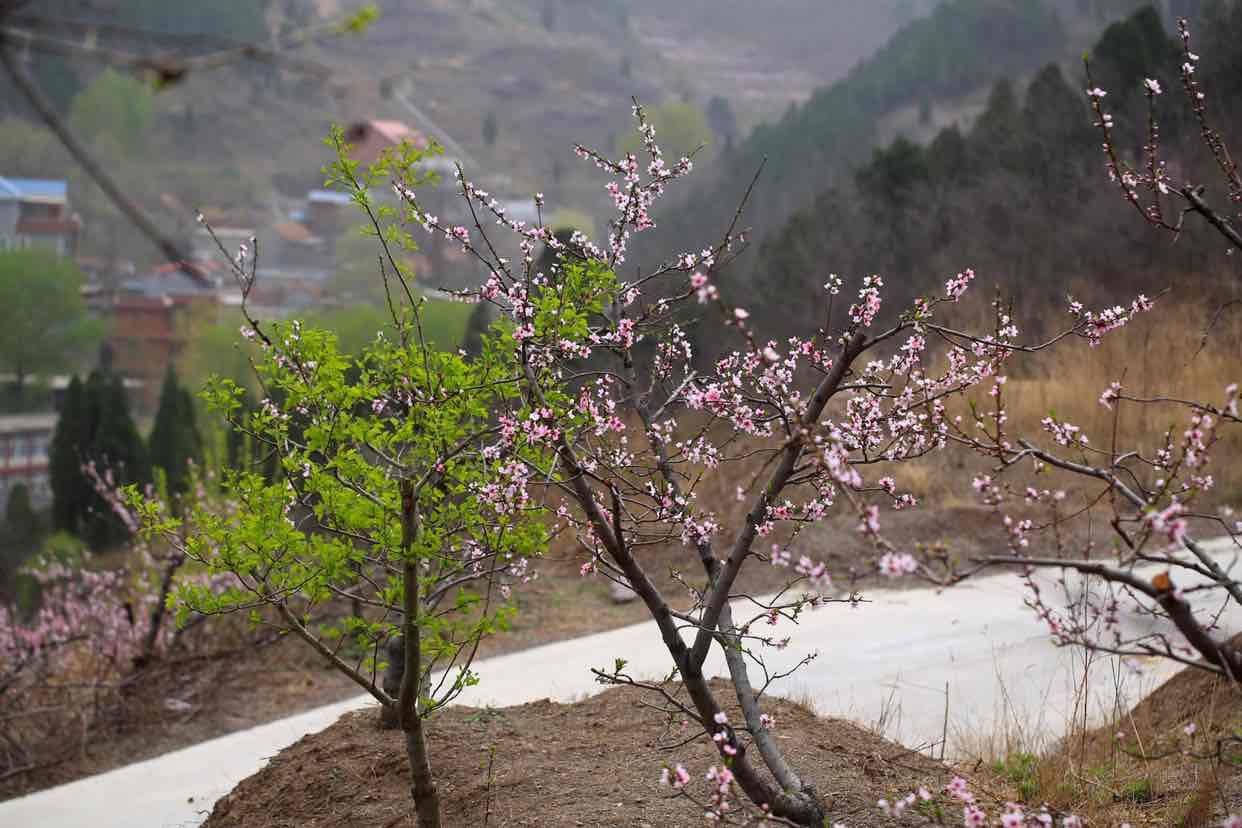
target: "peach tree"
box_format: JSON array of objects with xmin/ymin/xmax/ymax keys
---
[{"xmin": 386, "ymin": 103, "xmax": 1122, "ymax": 825}]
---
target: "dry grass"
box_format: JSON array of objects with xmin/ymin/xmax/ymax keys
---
[
  {"xmin": 984, "ymin": 298, "xmax": 1242, "ymax": 502},
  {"xmin": 867, "ymin": 296, "xmax": 1242, "ymax": 514},
  {"xmin": 962, "ymin": 647, "xmax": 1242, "ymax": 827}
]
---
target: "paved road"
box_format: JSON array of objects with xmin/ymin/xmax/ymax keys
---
[{"xmin": 4, "ymin": 539, "xmax": 1239, "ymax": 827}]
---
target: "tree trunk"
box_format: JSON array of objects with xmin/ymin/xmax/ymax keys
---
[
  {"xmin": 399, "ymin": 479, "xmax": 441, "ymax": 828},
  {"xmin": 380, "ymin": 634, "xmax": 403, "ymax": 730}
]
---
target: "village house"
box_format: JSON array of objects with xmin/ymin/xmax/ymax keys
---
[
  {"xmin": 0, "ymin": 177, "xmax": 80, "ymax": 256},
  {"xmin": 88, "ymin": 261, "xmax": 223, "ymax": 414},
  {"xmin": 0, "ymin": 413, "xmax": 57, "ymax": 512},
  {"xmin": 343, "ymin": 119, "xmax": 428, "ymax": 168}
]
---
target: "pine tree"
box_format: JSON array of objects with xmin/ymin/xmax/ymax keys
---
[
  {"xmin": 0, "ymin": 482, "xmax": 40, "ymax": 587},
  {"xmin": 482, "ymin": 111, "xmax": 498, "ymax": 148},
  {"xmin": 461, "ymin": 301, "xmax": 494, "ymax": 359},
  {"xmin": 179, "ymin": 386, "xmax": 202, "ymax": 460},
  {"xmin": 49, "ymin": 375, "xmax": 89, "ymax": 534},
  {"xmin": 5, "ymin": 483, "xmax": 40, "ymax": 546},
  {"xmin": 149, "ymin": 366, "xmax": 201, "ymax": 494},
  {"xmin": 82, "ymin": 370, "xmax": 149, "ymax": 549}
]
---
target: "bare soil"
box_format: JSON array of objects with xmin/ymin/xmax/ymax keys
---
[
  {"xmin": 992, "ymin": 643, "xmax": 1242, "ymax": 827},
  {"xmin": 0, "ymin": 640, "xmax": 363, "ymax": 801},
  {"xmin": 205, "ymin": 679, "xmax": 950, "ymax": 828},
  {"xmin": 0, "ymin": 502, "xmax": 1012, "ymax": 803}
]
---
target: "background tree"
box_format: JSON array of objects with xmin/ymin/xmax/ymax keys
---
[
  {"xmin": 4, "ymin": 483, "xmax": 40, "ymax": 545},
  {"xmin": 0, "ymin": 251, "xmax": 103, "ymax": 410},
  {"xmin": 66, "ymin": 67, "xmax": 153, "ymax": 154},
  {"xmin": 614, "ymin": 100, "xmax": 711, "ymax": 160},
  {"xmin": 62, "ymin": 67, "xmax": 160, "ymax": 258},
  {"xmin": 80, "ymin": 370, "xmax": 149, "ymax": 550},
  {"xmin": 49, "ymin": 375, "xmax": 88, "ymax": 535},
  {"xmin": 704, "ymin": 95, "xmax": 738, "ymax": 152},
  {"xmin": 481, "ymin": 110, "xmax": 498, "ymax": 148},
  {"xmin": 0, "ymin": 483, "xmax": 43, "ymax": 591},
  {"xmin": 148, "ymin": 366, "xmax": 202, "ymax": 496}
]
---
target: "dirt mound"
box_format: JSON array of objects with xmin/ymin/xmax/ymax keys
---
[
  {"xmin": 205, "ymin": 679, "xmax": 948, "ymax": 827},
  {"xmin": 1125, "ymin": 657, "xmax": 1242, "ymax": 737},
  {"xmin": 1016, "ymin": 651, "xmax": 1242, "ymax": 827}
]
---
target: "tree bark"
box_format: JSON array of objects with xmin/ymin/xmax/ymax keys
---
[
  {"xmin": 399, "ymin": 479, "xmax": 441, "ymax": 828},
  {"xmin": 552, "ymin": 433, "xmax": 827, "ymax": 825}
]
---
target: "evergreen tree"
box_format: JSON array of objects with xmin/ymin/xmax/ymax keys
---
[
  {"xmin": 80, "ymin": 370, "xmax": 149, "ymax": 550},
  {"xmin": 179, "ymin": 387, "xmax": 203, "ymax": 460},
  {"xmin": 969, "ymin": 78, "xmax": 1024, "ymax": 172},
  {"xmin": 4, "ymin": 483, "xmax": 40, "ymax": 547},
  {"xmin": 461, "ymin": 301, "xmax": 495, "ymax": 359},
  {"xmin": 705, "ymin": 96, "xmax": 739, "ymax": 152},
  {"xmin": 149, "ymin": 367, "xmax": 201, "ymax": 495},
  {"xmin": 482, "ymin": 111, "xmax": 498, "ymax": 148},
  {"xmin": 1092, "ymin": 6, "xmax": 1178, "ymax": 95},
  {"xmin": 0, "ymin": 483, "xmax": 40, "ymax": 590},
  {"xmin": 49, "ymin": 375, "xmax": 90, "ymax": 534}
]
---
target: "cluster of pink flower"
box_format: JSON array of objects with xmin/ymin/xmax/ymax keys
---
[
  {"xmin": 0, "ymin": 566, "xmax": 137, "ymax": 673},
  {"xmin": 879, "ymin": 776, "xmax": 1077, "ymax": 827},
  {"xmin": 571, "ymin": 106, "xmax": 694, "ymax": 264},
  {"xmin": 1038, "ymin": 416, "xmax": 1088, "ymax": 448},
  {"xmin": 1067, "ymin": 294, "xmax": 1153, "ymax": 345},
  {"xmin": 878, "ymin": 551, "xmax": 919, "ymax": 577}
]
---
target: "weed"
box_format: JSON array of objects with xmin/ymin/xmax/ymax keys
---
[
  {"xmin": 991, "ymin": 752, "xmax": 1040, "ymax": 801},
  {"xmin": 465, "ymin": 706, "xmax": 505, "ymax": 724},
  {"xmin": 1119, "ymin": 778, "xmax": 1154, "ymax": 804}
]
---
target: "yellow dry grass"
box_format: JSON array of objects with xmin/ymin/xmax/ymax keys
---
[{"xmin": 933, "ymin": 295, "xmax": 1242, "ymax": 507}]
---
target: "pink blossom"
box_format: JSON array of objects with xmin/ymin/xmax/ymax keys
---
[{"xmin": 878, "ymin": 551, "xmax": 918, "ymax": 578}]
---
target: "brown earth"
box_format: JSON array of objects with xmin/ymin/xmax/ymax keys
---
[
  {"xmin": 0, "ymin": 502, "xmax": 1020, "ymax": 803},
  {"xmin": 205, "ymin": 679, "xmax": 950, "ymax": 828},
  {"xmin": 987, "ymin": 641, "xmax": 1242, "ymax": 827}
]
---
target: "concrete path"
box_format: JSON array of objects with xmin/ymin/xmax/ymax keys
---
[{"xmin": 3, "ymin": 538, "xmax": 1239, "ymax": 828}]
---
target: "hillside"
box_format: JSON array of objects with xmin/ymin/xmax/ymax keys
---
[
  {"xmin": 0, "ymin": 0, "xmax": 924, "ymax": 265},
  {"xmin": 729, "ymin": 3, "xmax": 1242, "ymax": 346},
  {"xmin": 632, "ymin": 0, "xmax": 1174, "ymax": 288}
]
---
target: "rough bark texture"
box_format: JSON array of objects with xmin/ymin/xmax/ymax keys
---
[
  {"xmin": 399, "ymin": 480, "xmax": 442, "ymax": 828},
  {"xmin": 381, "ymin": 635, "xmax": 403, "ymax": 730},
  {"xmin": 552, "ymin": 433, "xmax": 827, "ymax": 825}
]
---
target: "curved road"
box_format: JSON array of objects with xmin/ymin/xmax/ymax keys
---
[{"xmin": 3, "ymin": 538, "xmax": 1238, "ymax": 827}]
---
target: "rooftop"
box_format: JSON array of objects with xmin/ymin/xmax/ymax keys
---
[
  {"xmin": 0, "ymin": 177, "xmax": 68, "ymax": 204},
  {"xmin": 307, "ymin": 189, "xmax": 353, "ymax": 206},
  {"xmin": 0, "ymin": 413, "xmax": 59, "ymax": 434},
  {"xmin": 274, "ymin": 221, "xmax": 320, "ymax": 243}
]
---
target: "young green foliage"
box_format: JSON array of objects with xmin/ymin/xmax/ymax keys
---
[{"xmin": 133, "ymin": 131, "xmax": 551, "ymax": 827}]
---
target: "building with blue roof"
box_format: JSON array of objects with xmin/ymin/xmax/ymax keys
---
[{"xmin": 0, "ymin": 176, "xmax": 79, "ymax": 256}]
